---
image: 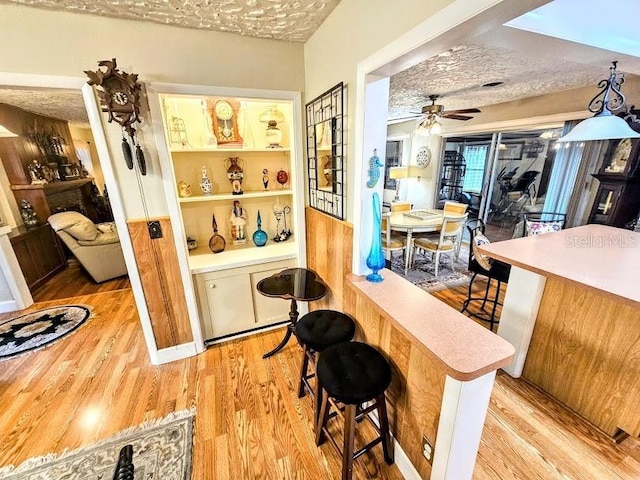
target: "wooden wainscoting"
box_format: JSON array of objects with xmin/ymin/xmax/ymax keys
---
[
  {"xmin": 305, "ymin": 206, "xmax": 353, "ymax": 311},
  {"xmin": 127, "ymin": 217, "xmax": 193, "ymax": 349},
  {"xmin": 522, "ymin": 276, "xmax": 640, "ymax": 437}
]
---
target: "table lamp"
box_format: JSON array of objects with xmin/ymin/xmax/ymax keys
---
[
  {"xmin": 389, "ymin": 166, "xmax": 409, "ymax": 202},
  {"xmin": 259, "ymin": 104, "xmax": 285, "ymax": 148}
]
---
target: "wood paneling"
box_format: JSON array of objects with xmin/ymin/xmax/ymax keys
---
[
  {"xmin": 305, "ymin": 206, "xmax": 352, "ymax": 312},
  {"xmin": 522, "ymin": 276, "xmax": 640, "ymax": 437},
  {"xmin": 127, "ymin": 217, "xmax": 193, "ymax": 348}
]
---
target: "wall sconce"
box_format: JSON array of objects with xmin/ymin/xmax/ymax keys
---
[
  {"xmin": 559, "ymin": 61, "xmax": 640, "ymax": 142},
  {"xmin": 0, "ymin": 123, "xmax": 18, "ymax": 138},
  {"xmin": 389, "ymin": 166, "xmax": 409, "ymax": 201},
  {"xmin": 259, "ymin": 104, "xmax": 285, "ymax": 148}
]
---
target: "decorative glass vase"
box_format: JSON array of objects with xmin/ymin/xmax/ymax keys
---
[
  {"xmin": 366, "ymin": 192, "xmax": 385, "ymax": 282},
  {"xmin": 226, "ymin": 157, "xmax": 244, "ymax": 195},
  {"xmin": 252, "ymin": 210, "xmax": 268, "ymax": 247}
]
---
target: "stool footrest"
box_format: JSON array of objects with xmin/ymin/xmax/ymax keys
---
[{"xmin": 354, "ymin": 437, "xmax": 383, "ymax": 460}]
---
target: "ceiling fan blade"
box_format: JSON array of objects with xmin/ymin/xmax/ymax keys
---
[
  {"xmin": 444, "ymin": 108, "xmax": 481, "ymax": 114},
  {"xmin": 441, "ymin": 113, "xmax": 474, "ymax": 121}
]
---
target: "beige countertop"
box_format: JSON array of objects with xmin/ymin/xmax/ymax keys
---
[
  {"xmin": 347, "ymin": 271, "xmax": 514, "ymax": 381},
  {"xmin": 480, "ymin": 224, "xmax": 640, "ymax": 306}
]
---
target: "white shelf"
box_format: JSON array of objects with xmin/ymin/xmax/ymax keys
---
[
  {"xmin": 188, "ymin": 240, "xmax": 297, "ymax": 274},
  {"xmin": 170, "ymin": 147, "xmax": 290, "ymax": 153},
  {"xmin": 179, "ymin": 189, "xmax": 293, "ymax": 203}
]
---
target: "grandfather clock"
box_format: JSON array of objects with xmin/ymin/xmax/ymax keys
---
[{"xmin": 588, "ymin": 133, "xmax": 640, "ymax": 228}]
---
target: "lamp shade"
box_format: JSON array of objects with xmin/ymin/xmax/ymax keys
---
[
  {"xmin": 259, "ymin": 105, "xmax": 285, "ymax": 124},
  {"xmin": 558, "ymin": 114, "xmax": 640, "ymax": 142},
  {"xmin": 389, "ymin": 166, "xmax": 409, "ymax": 179},
  {"xmin": 0, "ymin": 123, "xmax": 18, "ymax": 138}
]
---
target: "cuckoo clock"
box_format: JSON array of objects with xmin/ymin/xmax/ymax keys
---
[{"xmin": 85, "ymin": 58, "xmax": 147, "ymax": 175}]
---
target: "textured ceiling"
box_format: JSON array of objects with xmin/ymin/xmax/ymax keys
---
[
  {"xmin": 0, "ymin": 89, "xmax": 89, "ymax": 126},
  {"xmin": 388, "ymin": 42, "xmax": 611, "ymax": 121},
  {"xmin": 2, "ymin": 0, "xmax": 341, "ymax": 42}
]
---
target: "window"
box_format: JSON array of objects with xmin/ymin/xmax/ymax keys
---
[{"xmin": 462, "ymin": 144, "xmax": 489, "ymax": 193}]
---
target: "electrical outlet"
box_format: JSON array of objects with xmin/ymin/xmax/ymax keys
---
[{"xmin": 422, "ymin": 435, "xmax": 433, "ymax": 464}]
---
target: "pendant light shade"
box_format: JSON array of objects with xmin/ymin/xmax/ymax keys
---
[
  {"xmin": 558, "ymin": 113, "xmax": 640, "ymax": 142},
  {"xmin": 0, "ymin": 123, "xmax": 18, "ymax": 138},
  {"xmin": 559, "ymin": 61, "xmax": 640, "ymax": 142}
]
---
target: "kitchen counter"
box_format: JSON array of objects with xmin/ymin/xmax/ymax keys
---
[{"xmin": 480, "ymin": 224, "xmax": 640, "ymax": 439}]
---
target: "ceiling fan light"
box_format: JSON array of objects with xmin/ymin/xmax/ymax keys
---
[
  {"xmin": 415, "ymin": 118, "xmax": 431, "ymax": 136},
  {"xmin": 558, "ymin": 114, "xmax": 640, "ymax": 142},
  {"xmin": 429, "ymin": 120, "xmax": 442, "ymax": 135}
]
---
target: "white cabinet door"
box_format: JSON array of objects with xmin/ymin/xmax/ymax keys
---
[
  {"xmin": 251, "ymin": 265, "xmax": 293, "ymax": 327},
  {"xmin": 200, "ymin": 272, "xmax": 256, "ymax": 339}
]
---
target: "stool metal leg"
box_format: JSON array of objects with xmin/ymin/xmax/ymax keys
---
[
  {"xmin": 342, "ymin": 404, "xmax": 357, "ymax": 480},
  {"xmin": 376, "ymin": 394, "xmax": 394, "ymax": 464}
]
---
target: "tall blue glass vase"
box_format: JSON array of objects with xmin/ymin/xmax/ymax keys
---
[{"xmin": 366, "ymin": 192, "xmax": 385, "ymax": 282}]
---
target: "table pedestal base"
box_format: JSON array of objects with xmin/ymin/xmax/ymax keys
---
[{"xmin": 263, "ymin": 299, "xmax": 298, "ymax": 359}]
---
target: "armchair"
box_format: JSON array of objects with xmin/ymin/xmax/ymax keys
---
[{"xmin": 48, "ymin": 211, "xmax": 127, "ymax": 283}]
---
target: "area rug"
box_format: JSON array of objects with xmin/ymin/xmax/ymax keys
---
[
  {"xmin": 0, "ymin": 409, "xmax": 195, "ymax": 480},
  {"xmin": 0, "ymin": 305, "xmax": 91, "ymax": 360},
  {"xmin": 389, "ymin": 246, "xmax": 471, "ymax": 293}
]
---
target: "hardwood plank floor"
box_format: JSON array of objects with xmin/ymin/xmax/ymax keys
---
[
  {"xmin": 0, "ymin": 287, "xmax": 638, "ymax": 479},
  {"xmin": 30, "ymin": 259, "xmax": 130, "ymax": 303}
]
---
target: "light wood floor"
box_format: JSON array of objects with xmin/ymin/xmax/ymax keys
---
[
  {"xmin": 31, "ymin": 258, "xmax": 130, "ymax": 303},
  {"xmin": 1, "ymin": 287, "xmax": 638, "ymax": 479}
]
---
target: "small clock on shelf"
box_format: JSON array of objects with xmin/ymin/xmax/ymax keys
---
[{"xmin": 208, "ymin": 98, "xmax": 243, "ymax": 145}]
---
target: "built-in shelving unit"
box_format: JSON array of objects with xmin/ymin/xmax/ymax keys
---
[{"xmin": 148, "ymin": 85, "xmax": 305, "ymax": 342}]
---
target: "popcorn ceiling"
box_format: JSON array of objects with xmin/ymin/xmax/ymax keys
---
[{"xmin": 2, "ymin": 0, "xmax": 341, "ymax": 42}]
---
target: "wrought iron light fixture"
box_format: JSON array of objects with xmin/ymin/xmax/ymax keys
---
[{"xmin": 559, "ymin": 61, "xmax": 640, "ymax": 142}]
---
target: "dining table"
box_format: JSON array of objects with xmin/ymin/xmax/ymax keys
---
[{"xmin": 389, "ymin": 209, "xmax": 444, "ymax": 274}]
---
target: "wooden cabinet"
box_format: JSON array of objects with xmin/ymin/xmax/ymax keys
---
[
  {"xmin": 589, "ymin": 137, "xmax": 640, "ymax": 228},
  {"xmin": 9, "ymin": 224, "xmax": 66, "ymax": 290},
  {"xmin": 194, "ymin": 260, "xmax": 293, "ymax": 341},
  {"xmin": 149, "ymin": 86, "xmax": 305, "ymax": 342}
]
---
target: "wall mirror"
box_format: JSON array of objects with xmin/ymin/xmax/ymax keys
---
[{"xmin": 306, "ymin": 82, "xmax": 344, "ymax": 219}]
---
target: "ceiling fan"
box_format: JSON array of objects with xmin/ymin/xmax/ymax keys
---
[{"xmin": 391, "ymin": 95, "xmax": 481, "ymax": 133}]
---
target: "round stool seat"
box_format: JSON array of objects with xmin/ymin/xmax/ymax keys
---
[
  {"xmin": 295, "ymin": 310, "xmax": 356, "ymax": 352},
  {"xmin": 317, "ymin": 341, "xmax": 391, "ymax": 405}
]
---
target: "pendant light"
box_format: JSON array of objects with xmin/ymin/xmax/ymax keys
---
[
  {"xmin": 558, "ymin": 61, "xmax": 640, "ymax": 142},
  {"xmin": 0, "ymin": 123, "xmax": 18, "ymax": 137}
]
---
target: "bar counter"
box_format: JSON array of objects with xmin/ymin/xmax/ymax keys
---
[
  {"xmin": 480, "ymin": 224, "xmax": 640, "ymax": 439},
  {"xmin": 345, "ymin": 270, "xmax": 514, "ymax": 480}
]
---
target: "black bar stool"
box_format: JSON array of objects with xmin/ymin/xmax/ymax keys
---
[
  {"xmin": 295, "ymin": 309, "xmax": 356, "ymax": 424},
  {"xmin": 315, "ymin": 341, "xmax": 394, "ymax": 480}
]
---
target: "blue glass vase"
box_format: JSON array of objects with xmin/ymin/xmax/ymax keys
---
[
  {"xmin": 366, "ymin": 192, "xmax": 385, "ymax": 282},
  {"xmin": 252, "ymin": 210, "xmax": 268, "ymax": 247}
]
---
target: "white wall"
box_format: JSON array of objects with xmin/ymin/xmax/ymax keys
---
[{"xmin": 304, "ymin": 0, "xmax": 456, "ymax": 222}]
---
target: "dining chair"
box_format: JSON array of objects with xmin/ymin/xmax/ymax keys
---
[
  {"xmin": 412, "ymin": 213, "xmax": 468, "ymax": 277},
  {"xmin": 381, "ymin": 212, "xmax": 406, "ymax": 265},
  {"xmin": 461, "ymin": 219, "xmax": 511, "ymax": 332},
  {"xmin": 443, "ymin": 201, "xmax": 468, "ymax": 259},
  {"xmin": 522, "ymin": 211, "xmax": 566, "ymax": 236},
  {"xmin": 390, "ymin": 201, "xmax": 412, "ymax": 212}
]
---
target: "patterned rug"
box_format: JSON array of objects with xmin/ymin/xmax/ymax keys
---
[
  {"xmin": 0, "ymin": 409, "xmax": 195, "ymax": 479},
  {"xmin": 389, "ymin": 246, "xmax": 471, "ymax": 293},
  {"xmin": 0, "ymin": 305, "xmax": 91, "ymax": 360}
]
